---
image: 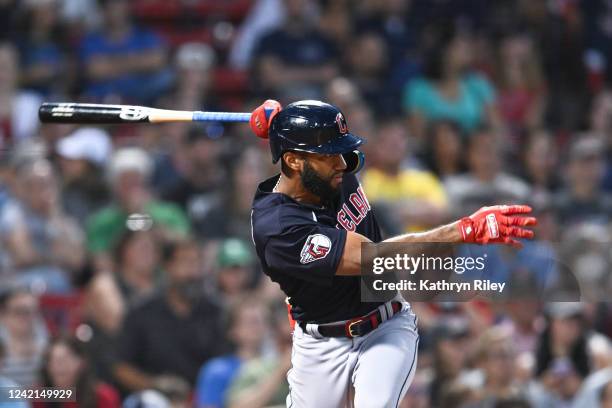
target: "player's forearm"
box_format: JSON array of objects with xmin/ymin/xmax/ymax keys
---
[
  {"xmin": 337, "ymin": 222, "xmax": 461, "ymax": 276},
  {"xmin": 383, "ymin": 221, "xmax": 462, "ymax": 244}
]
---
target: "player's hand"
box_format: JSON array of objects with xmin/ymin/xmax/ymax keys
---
[
  {"xmin": 458, "ymin": 205, "xmax": 537, "ymax": 248},
  {"xmin": 250, "ymin": 99, "xmax": 282, "ymax": 139}
]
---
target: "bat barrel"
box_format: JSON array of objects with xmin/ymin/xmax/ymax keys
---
[
  {"xmin": 192, "ymin": 111, "xmax": 251, "ymax": 122},
  {"xmin": 39, "ymin": 102, "xmax": 253, "ymax": 124},
  {"xmin": 38, "ymin": 102, "xmax": 149, "ymax": 124}
]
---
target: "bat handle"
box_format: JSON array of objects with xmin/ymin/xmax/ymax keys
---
[{"xmin": 192, "ymin": 111, "xmax": 251, "ymax": 122}]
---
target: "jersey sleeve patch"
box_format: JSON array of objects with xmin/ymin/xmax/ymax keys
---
[{"xmin": 300, "ymin": 234, "xmax": 332, "ymax": 264}]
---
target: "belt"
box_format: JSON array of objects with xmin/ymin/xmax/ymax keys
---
[{"xmin": 299, "ymin": 301, "xmax": 403, "ymax": 339}]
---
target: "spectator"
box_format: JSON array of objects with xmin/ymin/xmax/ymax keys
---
[
  {"xmin": 529, "ymin": 302, "xmax": 590, "ymax": 407},
  {"xmin": 15, "ymin": 0, "xmax": 68, "ymax": 96},
  {"xmin": 0, "ymin": 160, "xmax": 84, "ymax": 293},
  {"xmin": 444, "ymin": 128, "xmax": 531, "ymax": 218},
  {"xmin": 226, "ymin": 301, "xmax": 291, "ymax": 408},
  {"xmin": 0, "ymin": 288, "xmax": 47, "ymax": 386},
  {"xmin": 160, "ymin": 128, "xmax": 225, "ymax": 238},
  {"xmin": 403, "ymin": 24, "xmax": 500, "ymax": 139},
  {"xmin": 324, "ymin": 77, "xmax": 364, "ymax": 113},
  {"xmin": 198, "ymin": 146, "xmax": 268, "ymax": 241},
  {"xmin": 353, "ymin": 0, "xmax": 422, "ymax": 114},
  {"xmin": 422, "ymin": 119, "xmax": 465, "ymax": 180},
  {"xmin": 558, "ymin": 223, "xmax": 611, "ymax": 302},
  {"xmin": 210, "ymin": 239, "xmax": 255, "ymax": 307},
  {"xmin": 318, "ymin": 0, "xmax": 352, "ymax": 51},
  {"xmin": 0, "ymin": 42, "xmax": 41, "ymax": 148},
  {"xmin": 56, "ymin": 127, "xmax": 112, "ymax": 225},
  {"xmin": 345, "ymin": 31, "xmax": 397, "ymax": 115},
  {"xmin": 361, "ymin": 119, "xmax": 448, "ymax": 235},
  {"xmin": 162, "ymin": 42, "xmax": 218, "ymax": 112},
  {"xmin": 501, "ymin": 300, "xmax": 543, "ymax": 355},
  {"xmin": 86, "ymin": 148, "xmax": 189, "ymax": 271},
  {"xmin": 354, "ymin": 0, "xmax": 418, "ymax": 62},
  {"xmin": 554, "ymin": 136, "xmax": 612, "ymax": 226},
  {"xmin": 469, "ymin": 327, "xmax": 522, "ymax": 405},
  {"xmin": 113, "ymin": 239, "xmax": 225, "ymax": 393},
  {"xmin": 519, "ymin": 130, "xmax": 560, "ymax": 208},
  {"xmin": 493, "ymin": 32, "xmax": 546, "ymax": 142},
  {"xmin": 426, "ymin": 319, "xmax": 472, "ymax": 407},
  {"xmin": 33, "ymin": 336, "xmax": 120, "ymax": 408},
  {"xmin": 253, "ymin": 0, "xmax": 339, "ymax": 100},
  {"xmin": 79, "ymin": 0, "xmax": 171, "ymax": 103},
  {"xmin": 587, "ymin": 89, "xmax": 612, "ymax": 193},
  {"xmin": 582, "ymin": 0, "xmax": 612, "ymax": 89},
  {"xmin": 588, "ymin": 89, "xmax": 612, "ymax": 138},
  {"xmin": 84, "ymin": 229, "xmax": 162, "ymax": 384},
  {"xmin": 195, "ymin": 295, "xmax": 269, "ymax": 408},
  {"xmin": 0, "ymin": 338, "xmax": 29, "ymax": 408},
  {"xmin": 228, "ymin": 0, "xmax": 285, "ymax": 70}
]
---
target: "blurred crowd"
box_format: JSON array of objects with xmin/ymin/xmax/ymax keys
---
[{"xmin": 0, "ymin": 0, "xmax": 611, "ymax": 407}]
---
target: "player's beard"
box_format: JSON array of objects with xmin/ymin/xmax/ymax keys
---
[{"xmin": 301, "ymin": 161, "xmax": 341, "ymax": 206}]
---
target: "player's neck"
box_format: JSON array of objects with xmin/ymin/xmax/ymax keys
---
[{"xmin": 275, "ymin": 173, "xmax": 323, "ymax": 206}]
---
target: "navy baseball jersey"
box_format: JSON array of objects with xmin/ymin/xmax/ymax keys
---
[{"xmin": 251, "ymin": 173, "xmax": 387, "ymax": 323}]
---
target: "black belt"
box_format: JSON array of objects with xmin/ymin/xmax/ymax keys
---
[{"xmin": 300, "ymin": 301, "xmax": 403, "ymax": 338}]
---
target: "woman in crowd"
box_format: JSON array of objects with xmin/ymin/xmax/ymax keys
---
[
  {"xmin": 84, "ymin": 229, "xmax": 162, "ymax": 385},
  {"xmin": 422, "ymin": 119, "xmax": 465, "ymax": 180},
  {"xmin": 0, "ymin": 288, "xmax": 47, "ymax": 386},
  {"xmin": 493, "ymin": 32, "xmax": 547, "ymax": 145},
  {"xmin": 403, "ymin": 24, "xmax": 501, "ymax": 140},
  {"xmin": 34, "ymin": 335, "xmax": 120, "ymax": 408}
]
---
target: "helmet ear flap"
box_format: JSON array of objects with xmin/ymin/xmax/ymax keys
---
[{"xmin": 343, "ymin": 150, "xmax": 365, "ymax": 174}]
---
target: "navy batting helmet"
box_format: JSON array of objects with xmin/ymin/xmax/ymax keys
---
[{"xmin": 269, "ymin": 100, "xmax": 365, "ymax": 173}]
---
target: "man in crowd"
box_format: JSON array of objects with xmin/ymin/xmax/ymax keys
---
[
  {"xmin": 86, "ymin": 147, "xmax": 189, "ymax": 271},
  {"xmin": 79, "ymin": 0, "xmax": 171, "ymax": 103},
  {"xmin": 114, "ymin": 239, "xmax": 225, "ymax": 394}
]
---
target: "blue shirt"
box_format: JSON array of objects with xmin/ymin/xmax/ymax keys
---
[
  {"xmin": 403, "ymin": 73, "xmax": 495, "ymax": 133},
  {"xmin": 195, "ymin": 356, "xmax": 242, "ymax": 408},
  {"xmin": 18, "ymin": 40, "xmax": 63, "ymax": 95},
  {"xmin": 255, "ymin": 28, "xmax": 337, "ymax": 67},
  {"xmin": 79, "ymin": 27, "xmax": 166, "ymax": 100}
]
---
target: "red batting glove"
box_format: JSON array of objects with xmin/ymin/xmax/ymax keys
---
[
  {"xmin": 458, "ymin": 205, "xmax": 537, "ymax": 248},
  {"xmin": 249, "ymin": 99, "xmax": 282, "ymax": 139}
]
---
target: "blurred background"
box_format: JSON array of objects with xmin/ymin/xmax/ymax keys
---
[{"xmin": 0, "ymin": 0, "xmax": 611, "ymax": 407}]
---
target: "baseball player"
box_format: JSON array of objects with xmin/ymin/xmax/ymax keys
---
[{"xmin": 250, "ymin": 100, "xmax": 536, "ymax": 407}]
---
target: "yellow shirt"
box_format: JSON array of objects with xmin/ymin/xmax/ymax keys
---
[{"xmin": 362, "ymin": 168, "xmax": 447, "ymax": 231}]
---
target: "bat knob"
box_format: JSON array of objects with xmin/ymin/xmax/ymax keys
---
[{"xmin": 250, "ymin": 99, "xmax": 282, "ymax": 139}]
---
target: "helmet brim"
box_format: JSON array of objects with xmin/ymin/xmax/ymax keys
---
[{"xmin": 289, "ymin": 132, "xmax": 365, "ymax": 156}]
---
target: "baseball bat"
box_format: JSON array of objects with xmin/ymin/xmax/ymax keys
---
[{"xmin": 38, "ymin": 102, "xmax": 252, "ymax": 124}]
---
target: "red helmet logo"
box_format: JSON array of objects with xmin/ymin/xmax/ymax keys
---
[{"xmin": 336, "ymin": 112, "xmax": 348, "ymax": 134}]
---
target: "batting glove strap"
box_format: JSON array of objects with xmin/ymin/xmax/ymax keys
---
[{"xmin": 458, "ymin": 217, "xmax": 475, "ymax": 243}]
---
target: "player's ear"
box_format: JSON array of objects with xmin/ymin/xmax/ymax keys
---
[{"xmin": 283, "ymin": 152, "xmax": 304, "ymax": 174}]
